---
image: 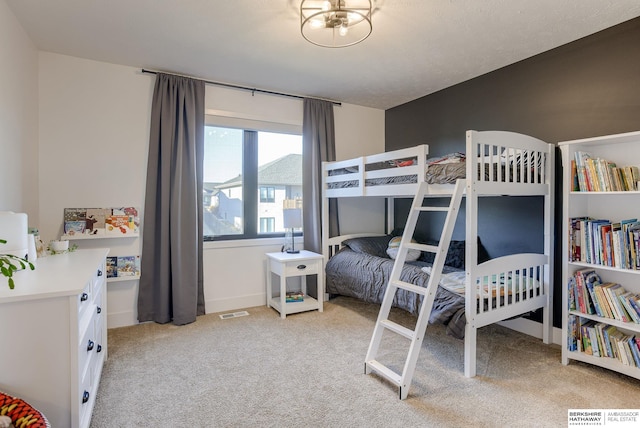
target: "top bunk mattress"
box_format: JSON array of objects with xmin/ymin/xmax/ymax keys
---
[{"xmin": 323, "ymin": 131, "xmax": 553, "ymax": 197}]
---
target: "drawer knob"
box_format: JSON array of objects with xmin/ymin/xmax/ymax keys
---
[
  {"xmin": 97, "ymin": 269, "xmax": 103, "ymax": 277},
  {"xmin": 80, "ymin": 293, "xmax": 89, "ymax": 302},
  {"xmin": 97, "ymin": 306, "xmax": 102, "ymax": 314},
  {"xmin": 82, "ymin": 391, "xmax": 90, "ymax": 404},
  {"xmin": 87, "ymin": 340, "xmax": 94, "ymax": 352},
  {"xmin": 97, "ymin": 344, "xmax": 102, "ymax": 353},
  {"xmin": 296, "ymin": 264, "xmax": 307, "ymax": 270}
]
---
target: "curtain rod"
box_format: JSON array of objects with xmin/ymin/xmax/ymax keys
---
[{"xmin": 141, "ymin": 69, "xmax": 341, "ymax": 106}]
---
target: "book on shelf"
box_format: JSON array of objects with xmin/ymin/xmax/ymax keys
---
[
  {"xmin": 63, "ymin": 207, "xmax": 140, "ymax": 236},
  {"xmin": 285, "ymin": 291, "xmax": 304, "ymax": 302},
  {"xmin": 116, "ymin": 256, "xmax": 140, "ymax": 277},
  {"xmin": 601, "ymin": 283, "xmax": 626, "ymax": 322},
  {"xmin": 573, "ymin": 268, "xmax": 600, "ymax": 315},
  {"xmin": 106, "ymin": 255, "xmax": 141, "ymax": 278},
  {"xmin": 568, "ymin": 314, "xmax": 578, "ymax": 351},
  {"xmin": 85, "ymin": 208, "xmax": 111, "ymax": 235},
  {"xmin": 571, "ymin": 316, "xmax": 640, "ymax": 367},
  {"xmin": 106, "ymin": 256, "xmax": 118, "ymax": 278},
  {"xmin": 568, "ymin": 217, "xmax": 640, "ymax": 269},
  {"xmin": 619, "ymin": 292, "xmax": 640, "ymax": 324},
  {"xmin": 593, "ymin": 284, "xmax": 614, "ymax": 319},
  {"xmin": 629, "ymin": 336, "xmax": 640, "ymax": 367},
  {"xmin": 572, "ymin": 151, "xmax": 639, "ymax": 192}
]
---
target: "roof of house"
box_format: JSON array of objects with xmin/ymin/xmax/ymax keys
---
[{"xmin": 215, "ymin": 154, "xmax": 301, "ymax": 189}]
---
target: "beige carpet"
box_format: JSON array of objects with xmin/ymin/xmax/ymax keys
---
[{"xmin": 91, "ymin": 296, "xmax": 640, "ymax": 428}]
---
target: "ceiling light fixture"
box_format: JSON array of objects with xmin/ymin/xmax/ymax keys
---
[{"xmin": 300, "ymin": 0, "xmax": 372, "ymax": 48}]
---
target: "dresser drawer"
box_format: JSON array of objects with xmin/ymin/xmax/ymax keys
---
[
  {"xmin": 77, "ymin": 280, "xmax": 92, "ymax": 320},
  {"xmin": 78, "ymin": 319, "xmax": 96, "ymax": 383},
  {"xmin": 92, "ymin": 325, "xmax": 105, "ymax": 380},
  {"xmin": 94, "ymin": 262, "xmax": 106, "ymax": 288},
  {"xmin": 78, "ymin": 367, "xmax": 93, "ymax": 428},
  {"xmin": 283, "ymin": 260, "xmax": 320, "ymax": 276}
]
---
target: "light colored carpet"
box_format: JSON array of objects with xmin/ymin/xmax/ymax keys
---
[{"xmin": 91, "ymin": 296, "xmax": 640, "ymax": 428}]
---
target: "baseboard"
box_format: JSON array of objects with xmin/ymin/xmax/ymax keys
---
[
  {"xmin": 107, "ymin": 311, "xmax": 138, "ymax": 329},
  {"xmin": 206, "ymin": 293, "xmax": 265, "ymax": 315},
  {"xmin": 497, "ymin": 318, "xmax": 562, "ymax": 345}
]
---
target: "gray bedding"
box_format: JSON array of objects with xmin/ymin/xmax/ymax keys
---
[
  {"xmin": 327, "ymin": 162, "xmax": 466, "ymax": 190},
  {"xmin": 325, "ymin": 248, "xmax": 468, "ymax": 339}
]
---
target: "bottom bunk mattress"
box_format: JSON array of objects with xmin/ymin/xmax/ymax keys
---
[{"xmin": 325, "ymin": 247, "xmax": 467, "ymax": 339}]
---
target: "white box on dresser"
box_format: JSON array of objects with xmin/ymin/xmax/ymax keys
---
[{"xmin": 0, "ymin": 248, "xmax": 109, "ymax": 428}]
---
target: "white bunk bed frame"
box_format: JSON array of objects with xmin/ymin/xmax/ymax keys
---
[{"xmin": 321, "ymin": 130, "xmax": 554, "ymax": 377}]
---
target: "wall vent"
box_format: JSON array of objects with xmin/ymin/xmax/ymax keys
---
[{"xmin": 219, "ymin": 310, "xmax": 250, "ymax": 320}]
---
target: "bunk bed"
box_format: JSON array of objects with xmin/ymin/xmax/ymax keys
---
[{"xmin": 321, "ymin": 130, "xmax": 554, "ymax": 377}]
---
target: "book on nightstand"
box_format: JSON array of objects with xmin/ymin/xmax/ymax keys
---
[{"xmin": 286, "ymin": 292, "xmax": 304, "ymax": 302}]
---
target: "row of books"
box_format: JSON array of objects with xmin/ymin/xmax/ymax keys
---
[
  {"xmin": 572, "ymin": 151, "xmax": 639, "ymax": 192},
  {"xmin": 568, "ymin": 217, "xmax": 640, "ymax": 269},
  {"xmin": 285, "ymin": 291, "xmax": 304, "ymax": 303},
  {"xmin": 568, "ymin": 268, "xmax": 640, "ymax": 323},
  {"xmin": 568, "ymin": 315, "xmax": 640, "ymax": 367},
  {"xmin": 106, "ymin": 256, "xmax": 141, "ymax": 278}
]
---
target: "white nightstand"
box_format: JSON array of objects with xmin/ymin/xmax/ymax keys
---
[{"xmin": 265, "ymin": 250, "xmax": 324, "ymax": 318}]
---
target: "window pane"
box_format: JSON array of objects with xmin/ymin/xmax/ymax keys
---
[
  {"xmin": 257, "ymin": 132, "xmax": 302, "ymax": 235},
  {"xmin": 204, "ymin": 126, "xmax": 243, "ymax": 236}
]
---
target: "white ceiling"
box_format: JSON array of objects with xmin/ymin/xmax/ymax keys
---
[{"xmin": 7, "ymin": 0, "xmax": 640, "ymax": 110}]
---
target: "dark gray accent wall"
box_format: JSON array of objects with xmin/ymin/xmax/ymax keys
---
[{"xmin": 385, "ymin": 17, "xmax": 640, "ymax": 327}]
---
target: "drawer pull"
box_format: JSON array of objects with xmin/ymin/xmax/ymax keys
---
[
  {"xmin": 80, "ymin": 293, "xmax": 89, "ymax": 302},
  {"xmin": 97, "ymin": 269, "xmax": 103, "ymax": 277},
  {"xmin": 87, "ymin": 340, "xmax": 94, "ymax": 352},
  {"xmin": 97, "ymin": 306, "xmax": 102, "ymax": 314},
  {"xmin": 82, "ymin": 391, "xmax": 90, "ymax": 404},
  {"xmin": 97, "ymin": 344, "xmax": 102, "ymax": 353},
  {"xmin": 296, "ymin": 264, "xmax": 307, "ymax": 270}
]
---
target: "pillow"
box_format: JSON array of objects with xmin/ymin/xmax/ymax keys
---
[
  {"xmin": 386, "ymin": 236, "xmax": 421, "ymax": 261},
  {"xmin": 342, "ymin": 235, "xmax": 392, "ymax": 259},
  {"xmin": 419, "ymin": 237, "xmax": 490, "ymax": 269}
]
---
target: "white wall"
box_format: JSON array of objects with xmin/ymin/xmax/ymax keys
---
[
  {"xmin": 37, "ymin": 53, "xmax": 385, "ymax": 326},
  {"xmin": 0, "ymin": 1, "xmax": 38, "ymax": 222}
]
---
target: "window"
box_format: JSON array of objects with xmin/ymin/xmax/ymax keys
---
[
  {"xmin": 203, "ymin": 124, "xmax": 302, "ymax": 240},
  {"xmin": 259, "ymin": 187, "xmax": 275, "ymax": 203},
  {"xmin": 259, "ymin": 217, "xmax": 275, "ymax": 233}
]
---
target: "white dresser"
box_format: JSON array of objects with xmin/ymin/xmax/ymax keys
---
[{"xmin": 0, "ymin": 248, "xmax": 109, "ymax": 428}]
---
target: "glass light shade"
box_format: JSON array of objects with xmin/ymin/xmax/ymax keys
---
[{"xmin": 300, "ymin": 0, "xmax": 372, "ymax": 48}]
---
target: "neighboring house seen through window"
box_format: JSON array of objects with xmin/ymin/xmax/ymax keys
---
[{"xmin": 203, "ymin": 124, "xmax": 302, "ymax": 240}]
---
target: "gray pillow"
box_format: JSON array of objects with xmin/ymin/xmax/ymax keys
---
[
  {"xmin": 419, "ymin": 237, "xmax": 490, "ymax": 269},
  {"xmin": 342, "ymin": 235, "xmax": 393, "ymax": 259}
]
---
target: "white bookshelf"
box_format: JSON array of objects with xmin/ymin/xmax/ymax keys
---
[
  {"xmin": 61, "ymin": 207, "xmax": 141, "ymax": 282},
  {"xmin": 559, "ymin": 130, "xmax": 640, "ymax": 380}
]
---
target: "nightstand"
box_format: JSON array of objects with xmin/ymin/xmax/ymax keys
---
[{"xmin": 265, "ymin": 250, "xmax": 324, "ymax": 318}]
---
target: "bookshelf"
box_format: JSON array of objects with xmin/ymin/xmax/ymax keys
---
[
  {"xmin": 559, "ymin": 130, "xmax": 640, "ymax": 380},
  {"xmin": 61, "ymin": 207, "xmax": 141, "ymax": 282}
]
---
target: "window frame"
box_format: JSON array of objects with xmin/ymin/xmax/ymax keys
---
[
  {"xmin": 259, "ymin": 186, "xmax": 276, "ymax": 203},
  {"xmin": 203, "ymin": 116, "xmax": 303, "ymax": 242}
]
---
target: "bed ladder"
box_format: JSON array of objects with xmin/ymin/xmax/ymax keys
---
[{"xmin": 364, "ymin": 179, "xmax": 466, "ymax": 400}]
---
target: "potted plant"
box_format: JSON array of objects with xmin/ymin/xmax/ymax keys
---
[{"xmin": 0, "ymin": 238, "xmax": 35, "ymax": 290}]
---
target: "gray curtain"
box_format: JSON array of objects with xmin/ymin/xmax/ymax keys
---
[
  {"xmin": 138, "ymin": 73, "xmax": 205, "ymax": 325},
  {"xmin": 302, "ymin": 98, "xmax": 338, "ymax": 254}
]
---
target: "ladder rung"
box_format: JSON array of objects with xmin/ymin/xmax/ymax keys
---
[
  {"xmin": 415, "ymin": 206, "xmax": 449, "ymax": 212},
  {"xmin": 391, "ymin": 280, "xmax": 428, "ymax": 295},
  {"xmin": 365, "ymin": 360, "xmax": 401, "ymax": 386},
  {"xmin": 405, "ymin": 242, "xmax": 438, "ymax": 253},
  {"xmin": 380, "ymin": 319, "xmax": 415, "ymax": 339}
]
